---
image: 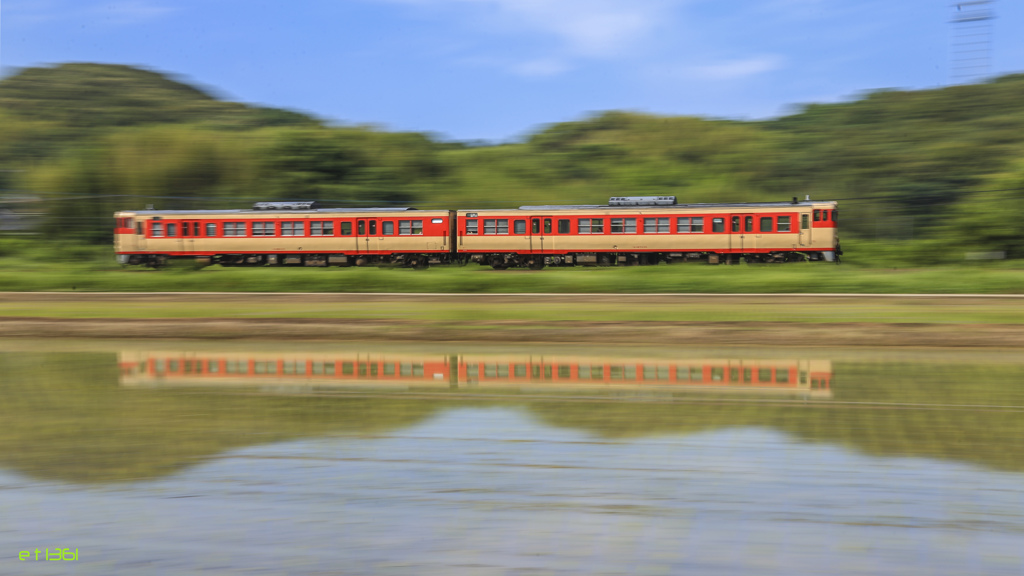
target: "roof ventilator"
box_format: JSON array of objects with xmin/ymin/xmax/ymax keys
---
[{"xmin": 608, "ymin": 196, "xmax": 677, "ymax": 206}]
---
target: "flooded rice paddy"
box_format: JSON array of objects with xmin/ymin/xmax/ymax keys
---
[{"xmin": 2, "ymin": 340, "xmax": 1024, "ymax": 575}]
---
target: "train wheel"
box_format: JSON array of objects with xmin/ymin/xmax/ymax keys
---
[{"xmin": 528, "ymin": 259, "xmax": 545, "ymax": 270}]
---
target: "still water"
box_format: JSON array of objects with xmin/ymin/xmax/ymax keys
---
[{"xmin": 2, "ymin": 341, "xmax": 1024, "ymax": 575}]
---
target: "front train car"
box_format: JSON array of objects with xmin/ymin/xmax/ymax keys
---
[
  {"xmin": 456, "ymin": 196, "xmax": 840, "ymax": 269},
  {"xmin": 114, "ymin": 202, "xmax": 455, "ymax": 268}
]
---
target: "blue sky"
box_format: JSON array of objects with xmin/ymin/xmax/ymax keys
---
[{"xmin": 2, "ymin": 0, "xmax": 1022, "ymax": 141}]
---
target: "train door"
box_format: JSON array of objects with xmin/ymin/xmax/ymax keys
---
[
  {"xmin": 529, "ymin": 216, "xmax": 552, "ymax": 253},
  {"xmin": 356, "ymin": 219, "xmax": 379, "ymax": 255},
  {"xmin": 180, "ymin": 220, "xmax": 201, "ymax": 254},
  {"xmin": 799, "ymin": 211, "xmax": 811, "ymax": 246},
  {"xmin": 730, "ymin": 213, "xmax": 755, "ymax": 255}
]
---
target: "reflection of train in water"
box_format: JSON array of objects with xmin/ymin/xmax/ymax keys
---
[{"xmin": 119, "ymin": 350, "xmax": 833, "ymax": 398}]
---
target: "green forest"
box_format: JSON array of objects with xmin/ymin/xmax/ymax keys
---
[{"xmin": 2, "ymin": 62, "xmax": 1024, "ymax": 262}]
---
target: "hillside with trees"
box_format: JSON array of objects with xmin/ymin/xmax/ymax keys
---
[{"xmin": 2, "ymin": 63, "xmax": 1024, "ymax": 258}]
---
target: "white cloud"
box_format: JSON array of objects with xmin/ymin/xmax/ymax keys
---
[
  {"xmin": 2, "ymin": 0, "xmax": 175, "ymax": 27},
  {"xmin": 378, "ymin": 0, "xmax": 679, "ymax": 58},
  {"xmin": 94, "ymin": 1, "xmax": 176, "ymax": 25},
  {"xmin": 509, "ymin": 58, "xmax": 571, "ymax": 77},
  {"xmin": 687, "ymin": 55, "xmax": 784, "ymax": 80}
]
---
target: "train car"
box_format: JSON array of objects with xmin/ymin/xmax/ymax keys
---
[
  {"xmin": 114, "ymin": 202, "xmax": 455, "ymax": 268},
  {"xmin": 457, "ymin": 196, "xmax": 840, "ymax": 269}
]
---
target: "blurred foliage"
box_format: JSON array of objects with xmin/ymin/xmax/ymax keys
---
[{"xmin": 3, "ymin": 63, "xmax": 1024, "ymax": 259}]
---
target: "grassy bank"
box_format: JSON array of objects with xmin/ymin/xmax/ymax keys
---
[{"xmin": 2, "ymin": 239, "xmax": 1024, "ymax": 294}]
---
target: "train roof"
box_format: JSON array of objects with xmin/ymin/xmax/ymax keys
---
[
  {"xmin": 119, "ymin": 207, "xmax": 422, "ymax": 216},
  {"xmin": 513, "ymin": 200, "xmax": 837, "ymax": 211}
]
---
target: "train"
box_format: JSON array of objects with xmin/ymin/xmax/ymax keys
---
[
  {"xmin": 114, "ymin": 196, "xmax": 840, "ymax": 269},
  {"xmin": 119, "ymin": 349, "xmax": 834, "ymax": 399}
]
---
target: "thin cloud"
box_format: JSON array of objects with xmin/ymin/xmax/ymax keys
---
[
  {"xmin": 3, "ymin": 0, "xmax": 175, "ymax": 27},
  {"xmin": 688, "ymin": 55, "xmax": 784, "ymax": 80},
  {"xmin": 94, "ymin": 1, "xmax": 176, "ymax": 25},
  {"xmin": 376, "ymin": 0, "xmax": 679, "ymax": 58},
  {"xmin": 509, "ymin": 58, "xmax": 571, "ymax": 77}
]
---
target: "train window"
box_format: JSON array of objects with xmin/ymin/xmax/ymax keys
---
[
  {"xmin": 730, "ymin": 368, "xmax": 740, "ymax": 382},
  {"xmin": 532, "ymin": 219, "xmax": 540, "ymax": 234},
  {"xmin": 166, "ymin": 223, "xmax": 178, "ymax": 237},
  {"xmin": 831, "ymin": 210, "xmax": 838, "ymax": 222},
  {"xmin": 557, "ymin": 219, "xmax": 570, "ymax": 234},
  {"xmin": 544, "ymin": 219, "xmax": 552, "ymax": 234},
  {"xmin": 252, "ymin": 222, "xmax": 275, "ymax": 236},
  {"xmin": 382, "ymin": 221, "xmax": 395, "ymax": 235},
  {"xmin": 745, "ymin": 216, "xmax": 754, "ymax": 233},
  {"xmin": 206, "ymin": 360, "xmax": 219, "ymax": 374},
  {"xmin": 183, "ymin": 223, "xmax": 190, "ymax": 237},
  {"xmin": 341, "ymin": 221, "xmax": 352, "ymax": 235},
  {"xmin": 466, "ymin": 219, "xmax": 478, "ymax": 234},
  {"xmin": 759, "ymin": 217, "xmax": 773, "ymax": 232},
  {"xmin": 644, "ymin": 218, "xmax": 669, "ymax": 233},
  {"xmin": 136, "ymin": 223, "xmax": 143, "ymax": 235},
  {"xmin": 579, "ymin": 218, "xmax": 603, "ymax": 234},
  {"xmin": 368, "ymin": 221, "xmax": 377, "ymax": 235},
  {"xmin": 283, "ymin": 361, "xmax": 305, "ymax": 375},
  {"xmin": 342, "ymin": 362, "xmax": 354, "ymax": 375},
  {"xmin": 822, "ymin": 210, "xmax": 829, "ymax": 221},
  {"xmin": 514, "ymin": 219, "xmax": 526, "ymax": 234},
  {"xmin": 223, "ymin": 222, "xmax": 245, "ymax": 237},
  {"xmin": 814, "ymin": 210, "xmax": 821, "ymax": 221},
  {"xmin": 557, "ymin": 365, "xmax": 571, "ymax": 378},
  {"xmin": 383, "ymin": 363, "xmax": 395, "ymax": 376},
  {"xmin": 311, "ymin": 221, "xmax": 334, "ymax": 236},
  {"xmin": 777, "ymin": 216, "xmax": 791, "ymax": 232},
  {"xmin": 758, "ymin": 368, "xmax": 773, "ymax": 382},
  {"xmin": 357, "ymin": 221, "xmax": 365, "ymax": 235},
  {"xmin": 483, "ymin": 219, "xmax": 509, "ymax": 234},
  {"xmin": 731, "ymin": 216, "xmax": 740, "ymax": 232},
  {"xmin": 711, "ymin": 367, "xmax": 724, "ymax": 381},
  {"xmin": 677, "ymin": 217, "xmax": 704, "ymax": 233},
  {"xmin": 801, "ymin": 214, "xmax": 810, "ymax": 230},
  {"xmin": 514, "ymin": 364, "xmax": 527, "ymax": 378},
  {"xmin": 611, "ymin": 218, "xmax": 623, "ymax": 233},
  {"xmin": 578, "ymin": 365, "xmax": 590, "ymax": 379},
  {"xmin": 590, "ymin": 366, "xmax": 604, "ymax": 380},
  {"xmin": 777, "ymin": 369, "xmax": 789, "ymax": 384},
  {"xmin": 193, "ymin": 222, "xmax": 200, "ymax": 236},
  {"xmin": 399, "ymin": 220, "xmax": 423, "ymax": 235},
  {"xmin": 151, "ymin": 222, "xmax": 164, "ymax": 237},
  {"xmin": 712, "ymin": 218, "xmax": 725, "ymax": 233},
  {"xmin": 744, "ymin": 368, "xmax": 752, "ymax": 383},
  {"xmin": 690, "ymin": 367, "xmax": 703, "ymax": 381},
  {"xmin": 254, "ymin": 362, "xmax": 276, "ymax": 375}
]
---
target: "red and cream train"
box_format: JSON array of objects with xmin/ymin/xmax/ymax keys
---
[{"xmin": 114, "ymin": 197, "xmax": 840, "ymax": 268}]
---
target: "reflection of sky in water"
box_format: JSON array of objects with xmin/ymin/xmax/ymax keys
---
[{"xmin": 4, "ymin": 408, "xmax": 1024, "ymax": 575}]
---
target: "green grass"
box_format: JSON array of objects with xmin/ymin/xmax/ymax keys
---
[{"xmin": 2, "ymin": 239, "xmax": 1024, "ymax": 296}]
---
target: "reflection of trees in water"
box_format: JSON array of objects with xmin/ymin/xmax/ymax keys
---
[
  {"xmin": 0, "ymin": 353, "xmax": 447, "ymax": 483},
  {"xmin": 2, "ymin": 354, "xmax": 1024, "ymax": 483},
  {"xmin": 527, "ymin": 362, "xmax": 1024, "ymax": 474}
]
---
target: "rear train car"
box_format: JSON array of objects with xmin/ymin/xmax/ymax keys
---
[
  {"xmin": 115, "ymin": 202, "xmax": 455, "ymax": 268},
  {"xmin": 456, "ymin": 196, "xmax": 840, "ymax": 269}
]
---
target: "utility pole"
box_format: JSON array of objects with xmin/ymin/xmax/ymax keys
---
[{"xmin": 951, "ymin": 1, "xmax": 995, "ymax": 84}]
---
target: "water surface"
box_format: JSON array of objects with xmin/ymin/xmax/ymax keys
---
[{"xmin": 2, "ymin": 341, "xmax": 1023, "ymax": 575}]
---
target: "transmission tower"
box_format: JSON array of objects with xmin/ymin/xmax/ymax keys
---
[{"xmin": 951, "ymin": 1, "xmax": 995, "ymax": 83}]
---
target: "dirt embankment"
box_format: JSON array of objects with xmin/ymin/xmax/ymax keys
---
[
  {"xmin": 3, "ymin": 293, "xmax": 1024, "ymax": 348},
  {"xmin": 2, "ymin": 316, "xmax": 1024, "ymax": 348}
]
